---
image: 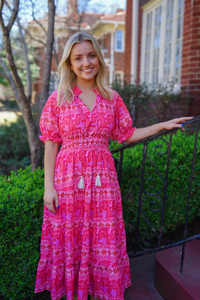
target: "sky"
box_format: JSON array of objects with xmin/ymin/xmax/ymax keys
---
[
  {"xmin": 1, "ymin": 0, "xmax": 126, "ymax": 34},
  {"xmin": 56, "ymin": 0, "xmax": 126, "ymax": 16}
]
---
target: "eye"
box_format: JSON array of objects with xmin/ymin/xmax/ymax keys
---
[
  {"xmin": 90, "ymin": 54, "xmax": 96, "ymax": 58},
  {"xmin": 75, "ymin": 57, "xmax": 81, "ymax": 61}
]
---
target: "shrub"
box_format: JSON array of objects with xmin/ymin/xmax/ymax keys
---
[
  {"xmin": 0, "ymin": 131, "xmax": 200, "ymax": 299},
  {"xmin": 0, "ymin": 116, "xmax": 31, "ymax": 176},
  {"xmin": 111, "ymin": 130, "xmax": 200, "ymax": 248},
  {"xmin": 0, "ymin": 166, "xmax": 44, "ymax": 300},
  {"xmin": 111, "ymin": 80, "xmax": 188, "ymax": 127}
]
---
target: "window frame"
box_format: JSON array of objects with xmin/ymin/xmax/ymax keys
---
[
  {"xmin": 115, "ymin": 30, "xmax": 124, "ymax": 52},
  {"xmin": 141, "ymin": 0, "xmax": 185, "ymax": 90},
  {"xmin": 114, "ymin": 71, "xmax": 124, "ymax": 85}
]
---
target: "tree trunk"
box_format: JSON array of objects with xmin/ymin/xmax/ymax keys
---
[
  {"xmin": 39, "ymin": 0, "xmax": 56, "ymax": 111},
  {"xmin": 0, "ymin": 0, "xmax": 56, "ymax": 170}
]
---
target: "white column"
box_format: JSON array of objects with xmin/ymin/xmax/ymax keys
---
[
  {"xmin": 170, "ymin": 0, "xmax": 178, "ymax": 80},
  {"xmin": 110, "ymin": 31, "xmax": 114, "ymax": 84},
  {"xmin": 131, "ymin": 0, "xmax": 139, "ymax": 84},
  {"xmin": 159, "ymin": 1, "xmax": 167, "ymax": 84}
]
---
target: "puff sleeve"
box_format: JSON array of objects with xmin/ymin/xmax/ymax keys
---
[
  {"xmin": 111, "ymin": 92, "xmax": 136, "ymax": 144},
  {"xmin": 39, "ymin": 91, "xmax": 62, "ymax": 144}
]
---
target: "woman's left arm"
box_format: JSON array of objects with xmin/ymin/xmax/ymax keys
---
[{"xmin": 125, "ymin": 117, "xmax": 193, "ymax": 144}]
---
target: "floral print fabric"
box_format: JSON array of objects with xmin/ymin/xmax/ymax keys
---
[{"xmin": 34, "ymin": 87, "xmax": 135, "ymax": 300}]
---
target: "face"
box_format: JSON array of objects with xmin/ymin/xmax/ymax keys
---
[{"xmin": 70, "ymin": 41, "xmax": 100, "ymax": 84}]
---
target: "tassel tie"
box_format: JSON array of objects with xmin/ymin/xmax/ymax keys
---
[
  {"xmin": 78, "ymin": 174, "xmax": 101, "ymax": 189},
  {"xmin": 78, "ymin": 176, "xmax": 85, "ymax": 189},
  {"xmin": 95, "ymin": 173, "xmax": 101, "ymax": 186}
]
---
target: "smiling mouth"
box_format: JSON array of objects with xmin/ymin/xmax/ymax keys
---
[{"xmin": 82, "ymin": 68, "xmax": 93, "ymax": 73}]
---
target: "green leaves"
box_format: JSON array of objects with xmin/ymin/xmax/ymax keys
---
[
  {"xmin": 111, "ymin": 81, "xmax": 185, "ymax": 127},
  {"xmin": 0, "ymin": 166, "xmax": 44, "ymax": 299},
  {"xmin": 0, "ymin": 116, "xmax": 31, "ymax": 176},
  {"xmin": 110, "ymin": 130, "xmax": 200, "ymax": 250}
]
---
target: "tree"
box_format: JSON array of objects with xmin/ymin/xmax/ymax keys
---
[{"xmin": 0, "ymin": 0, "xmax": 56, "ymax": 170}]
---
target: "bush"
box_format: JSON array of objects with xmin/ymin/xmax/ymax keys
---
[
  {"xmin": 111, "ymin": 80, "xmax": 187, "ymax": 127},
  {"xmin": 0, "ymin": 131, "xmax": 200, "ymax": 299},
  {"xmin": 0, "ymin": 166, "xmax": 44, "ymax": 300},
  {"xmin": 111, "ymin": 130, "xmax": 200, "ymax": 248},
  {"xmin": 0, "ymin": 116, "xmax": 31, "ymax": 176}
]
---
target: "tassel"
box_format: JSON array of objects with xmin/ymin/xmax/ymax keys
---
[
  {"xmin": 95, "ymin": 173, "xmax": 101, "ymax": 186},
  {"xmin": 78, "ymin": 176, "xmax": 85, "ymax": 189}
]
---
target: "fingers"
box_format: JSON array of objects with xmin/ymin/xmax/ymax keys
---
[
  {"xmin": 43, "ymin": 189, "xmax": 59, "ymax": 214},
  {"xmin": 44, "ymin": 202, "xmax": 56, "ymax": 214},
  {"xmin": 175, "ymin": 116, "xmax": 193, "ymax": 123},
  {"xmin": 55, "ymin": 192, "xmax": 59, "ymax": 210}
]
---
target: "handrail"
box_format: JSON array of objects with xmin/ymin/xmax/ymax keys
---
[{"xmin": 111, "ymin": 115, "xmax": 200, "ymax": 273}]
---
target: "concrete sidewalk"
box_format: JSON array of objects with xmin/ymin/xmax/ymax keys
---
[{"xmin": 125, "ymin": 253, "xmax": 163, "ymax": 300}]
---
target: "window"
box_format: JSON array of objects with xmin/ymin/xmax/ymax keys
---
[
  {"xmin": 144, "ymin": 12, "xmax": 152, "ymax": 84},
  {"xmin": 115, "ymin": 30, "xmax": 124, "ymax": 51},
  {"xmin": 175, "ymin": 0, "xmax": 184, "ymax": 87},
  {"xmin": 164, "ymin": 0, "xmax": 174, "ymax": 85},
  {"xmin": 152, "ymin": 6, "xmax": 162, "ymax": 87},
  {"xmin": 114, "ymin": 71, "xmax": 124, "ymax": 85},
  {"xmin": 141, "ymin": 0, "xmax": 185, "ymax": 90}
]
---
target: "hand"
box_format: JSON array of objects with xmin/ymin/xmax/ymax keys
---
[
  {"xmin": 43, "ymin": 187, "xmax": 59, "ymax": 214},
  {"xmin": 162, "ymin": 117, "xmax": 193, "ymax": 131}
]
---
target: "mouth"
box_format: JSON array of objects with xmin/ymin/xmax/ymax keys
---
[{"xmin": 82, "ymin": 68, "xmax": 93, "ymax": 73}]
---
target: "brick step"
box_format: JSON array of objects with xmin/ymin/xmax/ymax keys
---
[{"xmin": 155, "ymin": 240, "xmax": 200, "ymax": 300}]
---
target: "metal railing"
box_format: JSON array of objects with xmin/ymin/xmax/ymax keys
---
[{"xmin": 111, "ymin": 116, "xmax": 200, "ymax": 273}]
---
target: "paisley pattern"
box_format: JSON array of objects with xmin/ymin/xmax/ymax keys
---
[{"xmin": 34, "ymin": 87, "xmax": 136, "ymax": 300}]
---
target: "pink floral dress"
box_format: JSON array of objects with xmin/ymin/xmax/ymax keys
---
[{"xmin": 35, "ymin": 86, "xmax": 135, "ymax": 300}]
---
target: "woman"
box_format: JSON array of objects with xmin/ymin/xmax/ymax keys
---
[{"xmin": 34, "ymin": 32, "xmax": 191, "ymax": 300}]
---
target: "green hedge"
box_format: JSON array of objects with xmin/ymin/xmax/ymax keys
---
[
  {"xmin": 0, "ymin": 130, "xmax": 200, "ymax": 299},
  {"xmin": 0, "ymin": 166, "xmax": 44, "ymax": 300},
  {"xmin": 111, "ymin": 130, "xmax": 200, "ymax": 247},
  {"xmin": 0, "ymin": 116, "xmax": 30, "ymax": 176}
]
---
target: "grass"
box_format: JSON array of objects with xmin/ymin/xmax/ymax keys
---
[{"xmin": 0, "ymin": 111, "xmax": 21, "ymax": 124}]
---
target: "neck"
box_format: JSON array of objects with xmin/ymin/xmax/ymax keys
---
[{"xmin": 76, "ymin": 78, "xmax": 96, "ymax": 93}]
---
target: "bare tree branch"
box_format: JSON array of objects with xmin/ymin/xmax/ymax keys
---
[
  {"xmin": 5, "ymin": 0, "xmax": 32, "ymax": 101},
  {"xmin": 39, "ymin": 0, "xmax": 56, "ymax": 110},
  {"xmin": 30, "ymin": 0, "xmax": 47, "ymax": 36},
  {"xmin": 0, "ymin": 0, "xmax": 4, "ymax": 13},
  {"xmin": 23, "ymin": 25, "xmax": 46, "ymax": 47},
  {"xmin": 7, "ymin": 0, "xmax": 19, "ymax": 33},
  {"xmin": 16, "ymin": 17, "xmax": 32, "ymax": 101},
  {"xmin": 0, "ymin": 57, "xmax": 24, "ymax": 113}
]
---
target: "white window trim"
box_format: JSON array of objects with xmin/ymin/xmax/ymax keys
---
[
  {"xmin": 115, "ymin": 30, "xmax": 124, "ymax": 52},
  {"xmin": 141, "ymin": 0, "xmax": 184, "ymax": 90},
  {"xmin": 114, "ymin": 71, "xmax": 124, "ymax": 85}
]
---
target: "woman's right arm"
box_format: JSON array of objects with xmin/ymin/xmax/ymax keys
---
[{"xmin": 43, "ymin": 140, "xmax": 59, "ymax": 213}]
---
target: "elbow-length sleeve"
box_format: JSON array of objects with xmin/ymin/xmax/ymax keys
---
[
  {"xmin": 111, "ymin": 92, "xmax": 136, "ymax": 144},
  {"xmin": 39, "ymin": 91, "xmax": 62, "ymax": 144}
]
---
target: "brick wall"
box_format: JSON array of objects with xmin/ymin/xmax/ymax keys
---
[
  {"xmin": 181, "ymin": 0, "xmax": 200, "ymax": 116},
  {"xmin": 124, "ymin": 0, "xmax": 143, "ymax": 83},
  {"xmin": 124, "ymin": 0, "xmax": 133, "ymax": 81},
  {"xmin": 114, "ymin": 52, "xmax": 124, "ymax": 73},
  {"xmin": 137, "ymin": 2, "xmax": 143, "ymax": 82}
]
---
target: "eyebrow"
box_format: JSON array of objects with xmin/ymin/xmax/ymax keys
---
[{"xmin": 73, "ymin": 51, "xmax": 96, "ymax": 57}]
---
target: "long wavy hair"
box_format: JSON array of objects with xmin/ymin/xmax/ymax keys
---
[{"xmin": 57, "ymin": 32, "xmax": 113, "ymax": 104}]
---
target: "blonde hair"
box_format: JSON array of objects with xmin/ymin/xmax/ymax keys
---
[{"xmin": 57, "ymin": 32, "xmax": 113, "ymax": 104}]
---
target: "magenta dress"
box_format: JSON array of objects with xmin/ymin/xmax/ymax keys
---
[{"xmin": 34, "ymin": 86, "xmax": 135, "ymax": 300}]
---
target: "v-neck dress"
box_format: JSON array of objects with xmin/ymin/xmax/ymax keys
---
[{"xmin": 35, "ymin": 86, "xmax": 136, "ymax": 300}]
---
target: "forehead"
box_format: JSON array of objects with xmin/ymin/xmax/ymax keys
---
[{"xmin": 70, "ymin": 41, "xmax": 95, "ymax": 56}]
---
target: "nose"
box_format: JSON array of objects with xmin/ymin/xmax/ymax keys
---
[{"xmin": 82, "ymin": 56, "xmax": 90, "ymax": 66}]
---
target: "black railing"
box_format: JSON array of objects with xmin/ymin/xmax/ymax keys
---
[{"xmin": 111, "ymin": 116, "xmax": 200, "ymax": 273}]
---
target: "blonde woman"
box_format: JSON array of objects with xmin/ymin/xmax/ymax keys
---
[{"xmin": 34, "ymin": 32, "xmax": 192, "ymax": 300}]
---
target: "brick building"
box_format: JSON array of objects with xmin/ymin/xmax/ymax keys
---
[
  {"xmin": 28, "ymin": 0, "xmax": 126, "ymax": 100},
  {"xmin": 125, "ymin": 0, "xmax": 200, "ymax": 116}
]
